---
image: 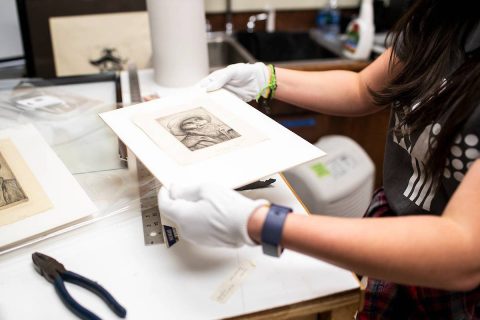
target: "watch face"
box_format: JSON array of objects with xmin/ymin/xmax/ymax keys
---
[{"xmin": 262, "ymin": 243, "xmax": 284, "ymax": 257}]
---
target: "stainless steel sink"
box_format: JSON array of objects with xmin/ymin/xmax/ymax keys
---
[
  {"xmin": 206, "ymin": 30, "xmax": 341, "ymax": 71},
  {"xmin": 234, "ymin": 31, "xmax": 339, "ymax": 63},
  {"xmin": 208, "ymin": 32, "xmax": 256, "ymax": 71}
]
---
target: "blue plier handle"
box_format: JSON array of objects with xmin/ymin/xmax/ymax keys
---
[{"xmin": 32, "ymin": 252, "xmax": 127, "ymax": 320}]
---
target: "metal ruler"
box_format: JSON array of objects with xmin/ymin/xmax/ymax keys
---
[
  {"xmin": 136, "ymin": 162, "xmax": 164, "ymax": 245},
  {"xmin": 128, "ymin": 64, "xmax": 164, "ymax": 245}
]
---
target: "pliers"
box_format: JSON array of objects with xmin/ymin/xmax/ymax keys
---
[{"xmin": 32, "ymin": 252, "xmax": 127, "ymax": 320}]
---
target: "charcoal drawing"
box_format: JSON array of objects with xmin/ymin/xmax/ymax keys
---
[
  {"xmin": 0, "ymin": 152, "xmax": 28, "ymax": 210},
  {"xmin": 157, "ymin": 107, "xmax": 241, "ymax": 151}
]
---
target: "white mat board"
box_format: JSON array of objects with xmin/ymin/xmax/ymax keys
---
[
  {"xmin": 0, "ymin": 125, "xmax": 97, "ymax": 249},
  {"xmin": 100, "ymin": 89, "xmax": 325, "ymax": 189}
]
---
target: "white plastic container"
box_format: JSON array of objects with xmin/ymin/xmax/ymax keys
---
[
  {"xmin": 146, "ymin": 0, "xmax": 209, "ymax": 87},
  {"xmin": 283, "ymin": 135, "xmax": 375, "ymax": 217},
  {"xmin": 342, "ymin": 0, "xmax": 375, "ymax": 60}
]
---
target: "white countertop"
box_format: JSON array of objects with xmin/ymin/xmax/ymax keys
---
[
  {"xmin": 0, "ymin": 173, "xmax": 360, "ymax": 319},
  {"xmin": 0, "ymin": 72, "xmax": 360, "ymax": 319}
]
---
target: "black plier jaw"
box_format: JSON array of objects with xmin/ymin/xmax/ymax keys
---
[{"xmin": 32, "ymin": 252, "xmax": 66, "ymax": 283}]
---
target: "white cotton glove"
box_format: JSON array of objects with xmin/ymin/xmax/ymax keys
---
[
  {"xmin": 158, "ymin": 183, "xmax": 269, "ymax": 248},
  {"xmin": 199, "ymin": 62, "xmax": 270, "ymax": 102}
]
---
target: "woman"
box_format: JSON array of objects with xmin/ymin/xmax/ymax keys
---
[{"xmin": 159, "ymin": 1, "xmax": 480, "ymax": 318}]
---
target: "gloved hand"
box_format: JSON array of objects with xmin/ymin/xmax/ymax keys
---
[
  {"xmin": 198, "ymin": 62, "xmax": 270, "ymax": 102},
  {"xmin": 158, "ymin": 183, "xmax": 269, "ymax": 247}
]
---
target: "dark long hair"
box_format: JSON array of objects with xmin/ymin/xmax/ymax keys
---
[{"xmin": 373, "ymin": 0, "xmax": 480, "ymax": 179}]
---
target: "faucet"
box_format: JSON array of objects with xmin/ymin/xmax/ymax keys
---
[
  {"xmin": 246, "ymin": 7, "xmax": 276, "ymax": 33},
  {"xmin": 225, "ymin": 0, "xmax": 233, "ymax": 35},
  {"xmin": 206, "ymin": 19, "xmax": 212, "ymax": 33}
]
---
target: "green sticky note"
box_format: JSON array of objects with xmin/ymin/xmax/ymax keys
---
[{"xmin": 311, "ymin": 163, "xmax": 330, "ymax": 177}]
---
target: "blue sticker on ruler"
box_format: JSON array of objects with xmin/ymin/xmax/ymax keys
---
[
  {"xmin": 164, "ymin": 225, "xmax": 178, "ymax": 247},
  {"xmin": 278, "ymin": 118, "xmax": 316, "ymax": 128}
]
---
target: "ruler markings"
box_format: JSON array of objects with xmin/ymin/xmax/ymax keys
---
[{"xmin": 128, "ymin": 64, "xmax": 164, "ymax": 245}]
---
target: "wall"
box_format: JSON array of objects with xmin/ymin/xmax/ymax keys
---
[
  {"xmin": 205, "ymin": 0, "xmax": 360, "ymax": 13},
  {"xmin": 0, "ymin": 0, "xmax": 24, "ymax": 59},
  {"xmin": 0, "ymin": 0, "xmax": 362, "ymax": 61}
]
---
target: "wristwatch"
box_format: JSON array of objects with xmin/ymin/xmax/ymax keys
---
[{"xmin": 261, "ymin": 204, "xmax": 292, "ymax": 257}]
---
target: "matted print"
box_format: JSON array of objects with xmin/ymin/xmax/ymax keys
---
[
  {"xmin": 0, "ymin": 139, "xmax": 52, "ymax": 226},
  {"xmin": 100, "ymin": 89, "xmax": 326, "ymax": 190},
  {"xmin": 133, "ymin": 96, "xmax": 267, "ymax": 165},
  {"xmin": 0, "ymin": 152, "xmax": 28, "ymax": 210},
  {"xmin": 49, "ymin": 12, "xmax": 151, "ymax": 76}
]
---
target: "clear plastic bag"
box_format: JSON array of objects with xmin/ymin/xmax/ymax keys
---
[{"xmin": 0, "ymin": 77, "xmax": 158, "ymax": 254}]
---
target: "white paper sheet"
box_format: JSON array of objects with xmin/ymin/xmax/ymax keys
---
[
  {"xmin": 0, "ymin": 125, "xmax": 97, "ymax": 250},
  {"xmin": 100, "ymin": 89, "xmax": 325, "ymax": 189}
]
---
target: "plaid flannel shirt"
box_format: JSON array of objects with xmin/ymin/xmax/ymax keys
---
[{"xmin": 356, "ymin": 188, "xmax": 480, "ymax": 319}]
